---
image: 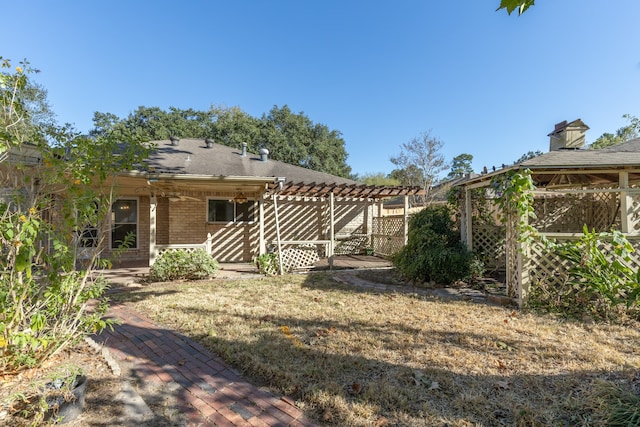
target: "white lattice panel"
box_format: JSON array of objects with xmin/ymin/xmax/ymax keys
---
[
  {"xmin": 279, "ymin": 245, "xmax": 320, "ymax": 271},
  {"xmin": 532, "ymin": 192, "xmax": 618, "ymax": 233},
  {"xmin": 472, "ymin": 224, "xmax": 505, "ymax": 271}
]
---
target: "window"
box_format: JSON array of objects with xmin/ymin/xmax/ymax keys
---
[
  {"xmin": 77, "ymin": 202, "xmax": 99, "ymax": 248},
  {"xmin": 111, "ymin": 199, "xmax": 137, "ymax": 249},
  {"xmin": 208, "ymin": 199, "xmax": 254, "ymax": 223}
]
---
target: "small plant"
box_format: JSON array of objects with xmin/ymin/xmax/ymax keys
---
[
  {"xmin": 255, "ymin": 253, "xmax": 279, "ymax": 276},
  {"xmin": 150, "ymin": 249, "xmax": 219, "ymax": 281}
]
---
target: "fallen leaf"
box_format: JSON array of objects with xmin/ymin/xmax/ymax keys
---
[
  {"xmin": 496, "ymin": 359, "xmax": 507, "ymax": 370},
  {"xmin": 348, "ymin": 382, "xmax": 363, "ymax": 395}
]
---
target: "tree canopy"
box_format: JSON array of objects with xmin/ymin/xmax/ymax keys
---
[
  {"xmin": 448, "ymin": 153, "xmax": 474, "ymax": 179},
  {"xmin": 590, "ymin": 114, "xmax": 640, "ymax": 150},
  {"xmin": 90, "ymin": 104, "xmax": 352, "ymax": 178},
  {"xmin": 390, "ymin": 130, "xmax": 448, "ymax": 204}
]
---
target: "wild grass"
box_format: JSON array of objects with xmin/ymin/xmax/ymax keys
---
[{"xmin": 116, "ymin": 273, "xmax": 640, "ymax": 426}]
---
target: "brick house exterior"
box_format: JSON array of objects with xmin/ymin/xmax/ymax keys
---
[{"xmin": 104, "ymin": 139, "xmax": 421, "ymax": 265}]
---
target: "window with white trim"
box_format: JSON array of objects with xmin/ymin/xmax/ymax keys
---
[
  {"xmin": 111, "ymin": 199, "xmax": 138, "ymax": 249},
  {"xmin": 207, "ymin": 199, "xmax": 254, "ymax": 223}
]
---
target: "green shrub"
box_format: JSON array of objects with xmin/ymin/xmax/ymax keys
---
[
  {"xmin": 150, "ymin": 249, "xmax": 219, "ymax": 281},
  {"xmin": 392, "ymin": 205, "xmax": 474, "ymax": 285},
  {"xmin": 527, "ymin": 227, "xmax": 640, "ymax": 322}
]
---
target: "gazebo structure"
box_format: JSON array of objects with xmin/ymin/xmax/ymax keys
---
[{"xmin": 457, "ymin": 119, "xmax": 640, "ymax": 305}]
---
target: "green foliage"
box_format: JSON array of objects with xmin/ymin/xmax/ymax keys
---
[
  {"xmin": 354, "ymin": 172, "xmax": 400, "ymax": 186},
  {"xmin": 150, "ymin": 249, "xmax": 220, "ymax": 281},
  {"xmin": 447, "ymin": 153, "xmax": 473, "ymax": 178},
  {"xmin": 590, "ymin": 114, "xmax": 640, "ymax": 149},
  {"xmin": 513, "ymin": 150, "xmax": 543, "ymax": 164},
  {"xmin": 255, "ymin": 253, "xmax": 280, "ymax": 276},
  {"xmin": 90, "ymin": 104, "xmax": 352, "ymax": 178},
  {"xmin": 392, "ymin": 206, "xmax": 474, "ymax": 285},
  {"xmin": 497, "ymin": 0, "xmax": 535, "ymax": 15},
  {"xmin": 490, "ymin": 169, "xmax": 539, "ymax": 245},
  {"xmin": 528, "ymin": 228, "xmax": 640, "ymax": 322},
  {"xmin": 0, "ymin": 57, "xmax": 149, "ymax": 373}
]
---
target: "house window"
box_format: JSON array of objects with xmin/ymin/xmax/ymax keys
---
[
  {"xmin": 77, "ymin": 202, "xmax": 99, "ymax": 248},
  {"xmin": 111, "ymin": 199, "xmax": 137, "ymax": 249},
  {"xmin": 208, "ymin": 199, "xmax": 254, "ymax": 223}
]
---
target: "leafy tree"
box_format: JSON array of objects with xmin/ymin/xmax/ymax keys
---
[
  {"xmin": 355, "ymin": 172, "xmax": 400, "ymax": 186},
  {"xmin": 259, "ymin": 105, "xmax": 351, "ymax": 177},
  {"xmin": 590, "ymin": 114, "xmax": 640, "ymax": 149},
  {"xmin": 390, "ymin": 130, "xmax": 448, "ymax": 204},
  {"xmin": 90, "ymin": 104, "xmax": 352, "ymax": 178},
  {"xmin": 514, "ymin": 150, "xmax": 543, "ymax": 164},
  {"xmin": 448, "ymin": 153, "xmax": 473, "ymax": 179},
  {"xmin": 0, "ymin": 57, "xmax": 151, "ymax": 374},
  {"xmin": 497, "ymin": 0, "xmax": 535, "ymax": 15}
]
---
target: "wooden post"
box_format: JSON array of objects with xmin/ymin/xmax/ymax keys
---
[
  {"xmin": 273, "ymin": 194, "xmax": 284, "ymax": 275},
  {"xmin": 464, "ymin": 188, "xmax": 473, "ymax": 250},
  {"xmin": 258, "ymin": 199, "xmax": 266, "ymax": 255},
  {"xmin": 329, "ymin": 192, "xmax": 335, "ymax": 270},
  {"xmin": 620, "ymin": 171, "xmax": 631, "ymax": 233},
  {"xmin": 149, "ymin": 194, "xmax": 157, "ymax": 266},
  {"xmin": 403, "ymin": 195, "xmax": 409, "ymax": 245}
]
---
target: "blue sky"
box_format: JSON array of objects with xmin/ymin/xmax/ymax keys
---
[{"xmin": 5, "ymin": 1, "xmax": 640, "ymax": 177}]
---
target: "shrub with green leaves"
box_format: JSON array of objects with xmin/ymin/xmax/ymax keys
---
[
  {"xmin": 528, "ymin": 227, "xmax": 640, "ymax": 322},
  {"xmin": 0, "ymin": 58, "xmax": 150, "ymax": 374},
  {"xmin": 392, "ymin": 205, "xmax": 475, "ymax": 285},
  {"xmin": 150, "ymin": 249, "xmax": 219, "ymax": 281}
]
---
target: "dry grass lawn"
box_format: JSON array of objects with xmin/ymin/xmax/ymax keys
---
[{"xmin": 114, "ymin": 273, "xmax": 640, "ymax": 426}]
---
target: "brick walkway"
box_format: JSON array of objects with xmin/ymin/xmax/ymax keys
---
[{"xmin": 94, "ymin": 303, "xmax": 317, "ymax": 426}]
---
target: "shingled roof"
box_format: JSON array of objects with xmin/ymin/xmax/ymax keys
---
[
  {"xmin": 143, "ymin": 138, "xmax": 423, "ymax": 199},
  {"xmin": 521, "ymin": 138, "xmax": 640, "ymax": 169}
]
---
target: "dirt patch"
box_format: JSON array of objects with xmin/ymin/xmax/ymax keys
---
[{"xmin": 0, "ymin": 339, "xmax": 123, "ymax": 426}]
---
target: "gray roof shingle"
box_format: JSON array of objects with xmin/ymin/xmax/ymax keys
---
[
  {"xmin": 145, "ymin": 138, "xmax": 358, "ymax": 186},
  {"xmin": 521, "ymin": 138, "xmax": 640, "ymax": 169}
]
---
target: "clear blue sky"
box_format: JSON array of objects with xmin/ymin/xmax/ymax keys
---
[{"xmin": 5, "ymin": 1, "xmax": 640, "ymax": 177}]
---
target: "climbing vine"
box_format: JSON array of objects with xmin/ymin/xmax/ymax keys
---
[{"xmin": 490, "ymin": 169, "xmax": 541, "ymax": 246}]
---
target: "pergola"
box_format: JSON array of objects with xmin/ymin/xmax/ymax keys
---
[{"xmin": 457, "ymin": 138, "xmax": 640, "ymax": 306}]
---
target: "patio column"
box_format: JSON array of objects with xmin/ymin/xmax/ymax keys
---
[
  {"xmin": 258, "ymin": 199, "xmax": 266, "ymax": 255},
  {"xmin": 329, "ymin": 192, "xmax": 335, "ymax": 269},
  {"xmin": 149, "ymin": 194, "xmax": 157, "ymax": 266},
  {"xmin": 620, "ymin": 171, "xmax": 632, "ymax": 233},
  {"xmin": 403, "ymin": 195, "xmax": 409, "ymax": 245},
  {"xmin": 463, "ymin": 188, "xmax": 473, "ymax": 250}
]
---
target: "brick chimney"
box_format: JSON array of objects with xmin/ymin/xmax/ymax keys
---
[{"xmin": 548, "ymin": 119, "xmax": 589, "ymax": 151}]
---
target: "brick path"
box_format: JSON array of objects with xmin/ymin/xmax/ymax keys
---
[{"xmin": 94, "ymin": 303, "xmax": 317, "ymax": 426}]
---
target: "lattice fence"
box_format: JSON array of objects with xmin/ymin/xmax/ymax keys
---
[
  {"xmin": 527, "ymin": 235, "xmax": 640, "ymax": 289},
  {"xmin": 334, "ymin": 234, "xmax": 370, "ymax": 255},
  {"xmin": 157, "ymin": 244, "xmax": 208, "ymax": 256},
  {"xmin": 277, "ymin": 244, "xmax": 321, "ymax": 272},
  {"xmin": 531, "ymin": 192, "xmax": 619, "ymax": 233},
  {"xmin": 372, "ymin": 216, "xmax": 405, "ymax": 256},
  {"xmin": 472, "ymin": 223, "xmax": 505, "ymax": 272},
  {"xmin": 505, "ymin": 216, "xmax": 520, "ymax": 299},
  {"xmin": 630, "ymin": 193, "xmax": 640, "ymax": 233}
]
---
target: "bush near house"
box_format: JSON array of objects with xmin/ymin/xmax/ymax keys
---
[
  {"xmin": 392, "ymin": 205, "xmax": 476, "ymax": 285},
  {"xmin": 150, "ymin": 249, "xmax": 219, "ymax": 281}
]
